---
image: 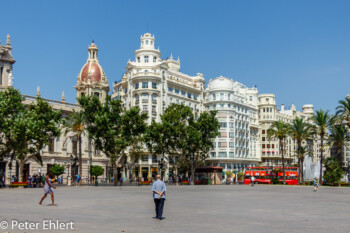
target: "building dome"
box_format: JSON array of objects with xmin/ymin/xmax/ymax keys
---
[
  {"xmin": 78, "ymin": 41, "xmax": 106, "ymax": 84},
  {"xmin": 80, "ymin": 62, "xmax": 103, "ymax": 83},
  {"xmin": 208, "ymin": 76, "xmax": 234, "ymax": 90}
]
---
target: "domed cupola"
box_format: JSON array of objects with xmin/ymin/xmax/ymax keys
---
[{"xmin": 75, "ymin": 41, "xmax": 109, "ymax": 102}]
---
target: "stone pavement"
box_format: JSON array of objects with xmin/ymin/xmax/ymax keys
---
[{"xmin": 0, "ymin": 185, "xmax": 349, "ymax": 233}]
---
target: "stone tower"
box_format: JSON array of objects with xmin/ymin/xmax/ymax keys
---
[
  {"xmin": 75, "ymin": 41, "xmax": 109, "ymax": 102},
  {"xmin": 0, "ymin": 34, "xmax": 15, "ymax": 90}
]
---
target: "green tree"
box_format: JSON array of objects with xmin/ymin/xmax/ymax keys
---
[
  {"xmin": 336, "ymin": 96, "xmax": 350, "ymax": 128},
  {"xmin": 90, "ymin": 165, "xmax": 104, "ymax": 181},
  {"xmin": 62, "ymin": 110, "xmax": 85, "ymax": 185},
  {"xmin": 225, "ymin": 171, "xmax": 233, "ymax": 178},
  {"xmin": 328, "ymin": 124, "xmax": 350, "ymax": 185},
  {"xmin": 312, "ymin": 109, "xmax": 331, "ymax": 184},
  {"xmin": 152, "ymin": 104, "xmax": 219, "ymax": 185},
  {"xmin": 323, "ymin": 157, "xmax": 345, "ymax": 186},
  {"xmin": 50, "ymin": 164, "xmax": 65, "ymax": 178},
  {"xmin": 267, "ymin": 120, "xmax": 289, "ymax": 184},
  {"xmin": 289, "ymin": 117, "xmax": 313, "ymax": 184},
  {"xmin": 0, "ymin": 88, "xmax": 61, "ymax": 182},
  {"xmin": 78, "ymin": 95, "xmax": 147, "ymax": 186}
]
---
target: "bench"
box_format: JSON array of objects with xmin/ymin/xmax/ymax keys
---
[{"xmin": 10, "ymin": 182, "xmax": 28, "ymax": 187}]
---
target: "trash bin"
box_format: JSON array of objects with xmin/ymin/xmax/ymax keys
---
[{"xmin": 95, "ymin": 180, "xmax": 98, "ymax": 186}]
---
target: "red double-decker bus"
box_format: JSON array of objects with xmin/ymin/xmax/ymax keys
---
[{"xmin": 244, "ymin": 167, "xmax": 298, "ymax": 185}]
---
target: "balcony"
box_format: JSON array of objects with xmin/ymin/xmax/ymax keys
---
[
  {"xmin": 152, "ymin": 111, "xmax": 157, "ymax": 116},
  {"xmin": 142, "ymin": 99, "xmax": 149, "ymax": 103},
  {"xmin": 152, "ymin": 99, "xmax": 157, "ymax": 104}
]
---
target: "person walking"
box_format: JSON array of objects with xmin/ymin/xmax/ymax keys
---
[
  {"xmin": 313, "ymin": 177, "xmax": 319, "ymax": 192},
  {"xmin": 251, "ymin": 175, "xmax": 256, "ymax": 187},
  {"xmin": 39, "ymin": 173, "xmax": 56, "ymax": 206},
  {"xmin": 152, "ymin": 174, "xmax": 166, "ymax": 220}
]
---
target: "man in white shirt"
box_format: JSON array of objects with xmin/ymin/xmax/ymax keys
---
[{"xmin": 251, "ymin": 176, "xmax": 256, "ymax": 186}]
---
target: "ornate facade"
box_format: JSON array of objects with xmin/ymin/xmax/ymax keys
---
[
  {"xmin": 111, "ymin": 33, "xmax": 206, "ymax": 181},
  {"xmin": 0, "ymin": 38, "xmax": 110, "ymax": 185},
  {"xmin": 204, "ymin": 76, "xmax": 260, "ymax": 173},
  {"xmin": 0, "ymin": 34, "xmax": 15, "ymax": 90}
]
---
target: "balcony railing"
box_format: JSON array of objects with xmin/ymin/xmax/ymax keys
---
[{"xmin": 142, "ymin": 99, "xmax": 148, "ymax": 103}]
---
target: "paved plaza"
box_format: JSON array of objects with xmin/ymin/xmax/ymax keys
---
[{"xmin": 0, "ymin": 185, "xmax": 349, "ymax": 233}]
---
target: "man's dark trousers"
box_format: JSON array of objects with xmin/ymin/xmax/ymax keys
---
[{"xmin": 154, "ymin": 198, "xmax": 165, "ymax": 219}]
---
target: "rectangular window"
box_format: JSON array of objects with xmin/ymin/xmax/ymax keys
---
[
  {"xmin": 175, "ymin": 89, "xmax": 180, "ymax": 94},
  {"xmin": 227, "ymin": 163, "xmax": 232, "ymax": 169},
  {"xmin": 228, "ymin": 94, "xmax": 231, "ymax": 100},
  {"xmin": 220, "ymin": 93, "xmax": 224, "ymax": 100},
  {"xmin": 229, "ymin": 142, "xmax": 234, "ymax": 148},
  {"xmin": 48, "ymin": 138, "xmax": 54, "ymax": 153},
  {"xmin": 220, "ymin": 163, "xmax": 226, "ymax": 168},
  {"xmin": 168, "ymin": 87, "xmax": 173, "ymax": 92},
  {"xmin": 262, "ymin": 144, "xmax": 265, "ymax": 149},
  {"xmin": 229, "ymin": 123, "xmax": 234, "ymax": 128},
  {"xmin": 144, "ymin": 56, "xmax": 149, "ymax": 63},
  {"xmin": 137, "ymin": 57, "xmax": 140, "ymax": 63},
  {"xmin": 181, "ymin": 91, "xmax": 185, "ymax": 96},
  {"xmin": 124, "ymin": 88, "xmax": 128, "ymax": 94},
  {"xmin": 218, "ymin": 152, "xmax": 227, "ymax": 158},
  {"xmin": 220, "ymin": 104, "xmax": 224, "ymax": 108},
  {"xmin": 210, "ymin": 152, "xmax": 216, "ymax": 158},
  {"xmin": 135, "ymin": 83, "xmax": 139, "ymax": 89},
  {"xmin": 152, "ymin": 82, "xmax": 157, "ymax": 89},
  {"xmin": 143, "ymin": 105, "xmax": 148, "ymax": 111},
  {"xmin": 220, "ymin": 122, "xmax": 227, "ymax": 128},
  {"xmin": 142, "ymin": 155, "xmax": 148, "ymax": 162},
  {"xmin": 142, "ymin": 82, "xmax": 148, "ymax": 88},
  {"xmin": 249, "ymin": 96, "xmax": 252, "ymax": 101},
  {"xmin": 221, "ymin": 132, "xmax": 227, "ymax": 138},
  {"xmin": 153, "ymin": 56, "xmax": 157, "ymax": 62},
  {"xmin": 229, "ymin": 152, "xmax": 234, "ymax": 158},
  {"xmin": 213, "ymin": 94, "xmax": 216, "ymax": 100},
  {"xmin": 187, "ymin": 93, "xmax": 192, "ymax": 98},
  {"xmin": 72, "ymin": 140, "xmax": 77, "ymax": 155},
  {"xmin": 152, "ymin": 105, "xmax": 156, "ymax": 111},
  {"xmin": 262, "ymin": 130, "xmax": 265, "ymax": 134},
  {"xmin": 262, "ymin": 137, "xmax": 265, "ymax": 141},
  {"xmin": 229, "ymin": 132, "xmax": 234, "ymax": 138},
  {"xmin": 193, "ymin": 95, "xmax": 198, "ymax": 100}
]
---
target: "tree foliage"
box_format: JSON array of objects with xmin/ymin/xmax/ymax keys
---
[
  {"xmin": 50, "ymin": 164, "xmax": 65, "ymax": 177},
  {"xmin": 90, "ymin": 165, "xmax": 104, "ymax": 178},
  {"xmin": 336, "ymin": 96, "xmax": 350, "ymax": 128},
  {"xmin": 323, "ymin": 157, "xmax": 345, "ymax": 186},
  {"xmin": 267, "ymin": 120, "xmax": 289, "ymax": 184},
  {"xmin": 62, "ymin": 110, "xmax": 85, "ymax": 184},
  {"xmin": 78, "ymin": 95, "xmax": 147, "ymax": 185},
  {"xmin": 0, "ymin": 88, "xmax": 61, "ymax": 182},
  {"xmin": 289, "ymin": 117, "xmax": 313, "ymax": 184},
  {"xmin": 312, "ymin": 109, "xmax": 331, "ymax": 184}
]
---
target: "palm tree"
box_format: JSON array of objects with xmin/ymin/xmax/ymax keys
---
[
  {"xmin": 312, "ymin": 110, "xmax": 331, "ymax": 185},
  {"xmin": 336, "ymin": 96, "xmax": 350, "ymax": 128},
  {"xmin": 267, "ymin": 120, "xmax": 289, "ymax": 184},
  {"xmin": 289, "ymin": 117, "xmax": 313, "ymax": 184},
  {"xmin": 329, "ymin": 124, "xmax": 350, "ymax": 185},
  {"xmin": 62, "ymin": 110, "xmax": 85, "ymax": 185}
]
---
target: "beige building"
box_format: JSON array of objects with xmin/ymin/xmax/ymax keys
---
[
  {"xmin": 0, "ymin": 37, "xmax": 110, "ymax": 185},
  {"xmin": 112, "ymin": 33, "xmax": 205, "ymax": 181},
  {"xmin": 258, "ymin": 94, "xmax": 330, "ymax": 169}
]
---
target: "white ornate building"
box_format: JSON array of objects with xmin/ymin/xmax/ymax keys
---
[
  {"xmin": 112, "ymin": 33, "xmax": 206, "ymax": 180},
  {"xmin": 204, "ymin": 76, "xmax": 260, "ymax": 173}
]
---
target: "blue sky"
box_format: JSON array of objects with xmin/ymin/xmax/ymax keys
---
[{"xmin": 2, "ymin": 0, "xmax": 350, "ymax": 112}]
